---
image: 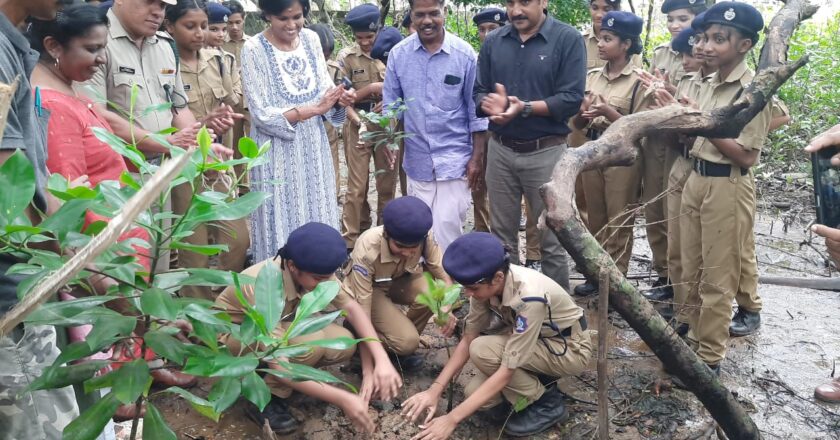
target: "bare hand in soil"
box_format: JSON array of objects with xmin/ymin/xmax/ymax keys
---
[
  {"xmin": 439, "ymin": 312, "xmax": 458, "ymax": 338},
  {"xmin": 411, "ymin": 414, "xmax": 457, "ymax": 440},
  {"xmin": 372, "ymin": 362, "xmax": 403, "ymax": 401},
  {"xmin": 401, "ymin": 389, "xmax": 439, "ymax": 425},
  {"xmin": 360, "ymin": 373, "xmax": 375, "ymax": 405},
  {"xmin": 810, "ymin": 224, "xmax": 840, "ymax": 265},
  {"xmin": 339, "ymin": 394, "xmax": 376, "ymax": 433}
]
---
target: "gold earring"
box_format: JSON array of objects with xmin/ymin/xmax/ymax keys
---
[{"xmin": 54, "ymin": 57, "xmax": 60, "ymax": 68}]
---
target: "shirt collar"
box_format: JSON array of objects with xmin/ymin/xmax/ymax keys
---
[
  {"xmin": 107, "ymin": 9, "xmax": 157, "ymax": 44},
  {"xmin": 379, "ymin": 230, "xmax": 400, "ymax": 264},
  {"xmin": 279, "ymin": 259, "xmax": 303, "ymax": 301},
  {"xmin": 598, "ymin": 61, "xmax": 636, "ymax": 80},
  {"xmin": 713, "ymin": 60, "xmax": 750, "ymax": 87},
  {"xmin": 351, "ymin": 45, "xmax": 375, "ymax": 60},
  {"xmin": 411, "ymin": 30, "xmax": 452, "ymax": 54},
  {"xmin": 501, "ymin": 268, "xmax": 519, "ymax": 307},
  {"xmin": 0, "ymin": 13, "xmax": 30, "ymax": 55},
  {"xmin": 501, "ymin": 15, "xmax": 553, "ymax": 42}
]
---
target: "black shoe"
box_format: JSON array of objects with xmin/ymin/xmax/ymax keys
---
[
  {"xmin": 670, "ymin": 363, "xmax": 720, "ymax": 389},
  {"xmin": 643, "ymin": 277, "xmax": 674, "ymax": 302},
  {"xmin": 729, "ymin": 307, "xmax": 761, "ymax": 337},
  {"xmin": 672, "ymin": 322, "xmax": 689, "ymax": 338},
  {"xmin": 244, "ymin": 397, "xmax": 299, "ymax": 435},
  {"xmin": 389, "ymin": 352, "xmax": 424, "ymax": 372},
  {"xmin": 503, "ymin": 386, "xmax": 569, "ymax": 437},
  {"xmin": 573, "ymin": 281, "xmax": 598, "ymax": 297},
  {"xmin": 524, "ymin": 259, "xmax": 542, "ymax": 272}
]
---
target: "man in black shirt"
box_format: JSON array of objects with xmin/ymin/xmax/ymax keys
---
[{"xmin": 474, "ymin": 0, "xmax": 585, "ymax": 291}]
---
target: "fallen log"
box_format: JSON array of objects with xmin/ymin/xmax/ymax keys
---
[
  {"xmin": 758, "ymin": 275, "xmax": 840, "ymax": 291},
  {"xmin": 540, "ymin": 1, "xmax": 818, "ymax": 438}
]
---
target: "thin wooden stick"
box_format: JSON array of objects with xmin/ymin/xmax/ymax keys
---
[
  {"xmin": 597, "ymin": 268, "xmax": 610, "ymax": 440},
  {"xmin": 0, "ymin": 150, "xmax": 193, "ymax": 336}
]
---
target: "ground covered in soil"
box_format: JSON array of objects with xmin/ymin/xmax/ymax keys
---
[{"xmin": 113, "ymin": 162, "xmax": 840, "ymax": 440}]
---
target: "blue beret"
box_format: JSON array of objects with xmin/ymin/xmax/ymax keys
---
[
  {"xmin": 672, "ymin": 27, "xmax": 696, "ymax": 54},
  {"xmin": 98, "ymin": 0, "xmax": 113, "ymax": 10},
  {"xmin": 207, "ymin": 2, "xmax": 231, "ymax": 24},
  {"xmin": 382, "ymin": 196, "xmax": 433, "ymax": 244},
  {"xmin": 346, "ymin": 3, "xmax": 380, "ymax": 32},
  {"xmin": 443, "ymin": 233, "xmax": 507, "ymax": 285},
  {"xmin": 401, "ymin": 13, "xmax": 411, "ymax": 29},
  {"xmin": 691, "ymin": 11, "xmax": 707, "ymax": 30},
  {"xmin": 279, "ymin": 223, "xmax": 347, "ymax": 275},
  {"xmin": 473, "ymin": 7, "xmax": 507, "ymax": 26},
  {"xmin": 371, "ymin": 26, "xmax": 403, "ymax": 62},
  {"xmin": 661, "ymin": 0, "xmax": 707, "ymax": 14},
  {"xmin": 700, "ymin": 1, "xmax": 763, "ymax": 35},
  {"xmin": 601, "ymin": 11, "xmax": 643, "ymax": 39}
]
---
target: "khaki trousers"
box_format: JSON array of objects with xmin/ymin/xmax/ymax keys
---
[
  {"xmin": 642, "ymin": 136, "xmax": 674, "ymax": 278},
  {"xmin": 681, "ymin": 167, "xmax": 756, "ymax": 365},
  {"xmin": 341, "ymin": 120, "xmax": 397, "ymax": 248},
  {"xmin": 172, "ymin": 177, "xmax": 250, "ymax": 300},
  {"xmin": 485, "ymin": 137, "xmax": 569, "ymax": 290},
  {"xmin": 464, "ymin": 328, "xmax": 593, "ymax": 410},
  {"xmin": 735, "ymin": 171, "xmax": 761, "ymax": 312},
  {"xmin": 666, "ymin": 154, "xmax": 694, "ymax": 324},
  {"xmin": 326, "ymin": 122, "xmax": 341, "ymax": 202},
  {"xmin": 220, "ymin": 323, "xmax": 354, "ymax": 398},
  {"xmin": 582, "ymin": 160, "xmax": 643, "ymax": 275},
  {"xmin": 370, "ymin": 273, "xmax": 434, "ymax": 356}
]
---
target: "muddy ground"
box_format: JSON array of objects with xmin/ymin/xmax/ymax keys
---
[{"xmin": 114, "ymin": 166, "xmax": 840, "ymax": 439}]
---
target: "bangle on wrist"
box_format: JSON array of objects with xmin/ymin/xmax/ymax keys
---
[{"xmin": 292, "ymin": 107, "xmax": 302, "ymax": 121}]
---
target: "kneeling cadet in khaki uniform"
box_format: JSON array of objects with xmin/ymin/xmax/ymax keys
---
[
  {"xmin": 165, "ymin": 0, "xmax": 249, "ymax": 300},
  {"xmin": 402, "ymin": 233, "xmax": 593, "ymax": 439},
  {"xmin": 215, "ymin": 223, "xmax": 402, "ymax": 435},
  {"xmin": 342, "ymin": 196, "xmax": 455, "ymax": 371},
  {"xmin": 678, "ymin": 3, "xmax": 771, "ymax": 374}
]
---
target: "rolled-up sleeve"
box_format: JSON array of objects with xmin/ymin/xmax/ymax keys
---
[{"xmin": 543, "ymin": 32, "xmax": 586, "ymax": 123}]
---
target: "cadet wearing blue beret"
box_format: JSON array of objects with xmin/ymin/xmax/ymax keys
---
[
  {"xmin": 345, "ymin": 3, "xmax": 380, "ymax": 32},
  {"xmin": 697, "ymin": 1, "xmax": 763, "ymax": 36},
  {"xmin": 473, "ymin": 7, "xmax": 507, "ymax": 44},
  {"xmin": 341, "ymin": 196, "xmax": 454, "ymax": 371},
  {"xmin": 215, "ymin": 222, "xmax": 403, "ymax": 435},
  {"xmin": 671, "ymin": 26, "xmax": 696, "ymax": 55},
  {"xmin": 691, "ymin": 10, "xmax": 707, "ymax": 30},
  {"xmin": 371, "ymin": 26, "xmax": 403, "ymax": 63},
  {"xmin": 600, "ymin": 10, "xmax": 643, "ymax": 38},
  {"xmin": 661, "ymin": 0, "xmax": 707, "ymax": 14},
  {"xmin": 207, "ymin": 2, "xmax": 231, "ymax": 24},
  {"xmin": 402, "ymin": 232, "xmax": 593, "ymax": 437}
]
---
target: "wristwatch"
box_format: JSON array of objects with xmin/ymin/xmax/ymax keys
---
[{"xmin": 521, "ymin": 100, "xmax": 533, "ymax": 118}]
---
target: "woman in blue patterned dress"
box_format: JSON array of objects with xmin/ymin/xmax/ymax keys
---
[{"xmin": 241, "ymin": 0, "xmax": 353, "ymax": 261}]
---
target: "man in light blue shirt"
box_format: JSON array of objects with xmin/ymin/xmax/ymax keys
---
[{"xmin": 382, "ymin": 0, "xmax": 488, "ymax": 251}]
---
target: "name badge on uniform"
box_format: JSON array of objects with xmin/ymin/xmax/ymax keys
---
[
  {"xmin": 183, "ymin": 84, "xmax": 192, "ymax": 91},
  {"xmin": 119, "ymin": 66, "xmax": 136, "ymax": 74},
  {"xmin": 352, "ymin": 68, "xmax": 366, "ymax": 75},
  {"xmin": 352, "ymin": 264, "xmax": 369, "ymax": 277},
  {"xmin": 515, "ymin": 315, "xmax": 528, "ymax": 333}
]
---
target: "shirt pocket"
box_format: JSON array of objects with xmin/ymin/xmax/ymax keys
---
[
  {"xmin": 112, "ymin": 72, "xmax": 144, "ymax": 112},
  {"xmin": 350, "ymin": 69, "xmax": 372, "ymax": 88},
  {"xmin": 434, "ymin": 75, "xmax": 464, "ymax": 111},
  {"xmin": 608, "ymin": 96, "xmax": 632, "ymax": 116}
]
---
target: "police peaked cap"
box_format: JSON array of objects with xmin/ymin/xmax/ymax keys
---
[
  {"xmin": 672, "ymin": 27, "xmax": 696, "ymax": 54},
  {"xmin": 661, "ymin": 0, "xmax": 707, "ymax": 14},
  {"xmin": 207, "ymin": 2, "xmax": 232, "ymax": 24},
  {"xmin": 371, "ymin": 26, "xmax": 403, "ymax": 62},
  {"xmin": 278, "ymin": 222, "xmax": 347, "ymax": 275},
  {"xmin": 382, "ymin": 196, "xmax": 433, "ymax": 245},
  {"xmin": 444, "ymin": 233, "xmax": 508, "ymax": 285},
  {"xmin": 700, "ymin": 1, "xmax": 763, "ymax": 35},
  {"xmin": 472, "ymin": 7, "xmax": 507, "ymax": 26},
  {"xmin": 401, "ymin": 12, "xmax": 411, "ymax": 29},
  {"xmin": 345, "ymin": 3, "xmax": 380, "ymax": 32},
  {"xmin": 601, "ymin": 11, "xmax": 643, "ymax": 39}
]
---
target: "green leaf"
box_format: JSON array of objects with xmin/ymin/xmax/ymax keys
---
[
  {"xmin": 254, "ymin": 262, "xmax": 284, "ymax": 335},
  {"xmin": 235, "ymin": 315, "xmax": 259, "ymax": 347},
  {"xmin": 209, "ymin": 376, "xmax": 241, "ymax": 413},
  {"xmin": 63, "ymin": 392, "xmax": 121, "ymax": 440},
  {"xmin": 0, "ymin": 150, "xmax": 35, "ymax": 226},
  {"xmin": 513, "ymin": 396, "xmax": 530, "ymax": 412},
  {"xmin": 170, "ymin": 240, "xmax": 229, "ymax": 256},
  {"xmin": 442, "ymin": 285, "xmax": 462, "ymax": 309},
  {"xmin": 119, "ymin": 170, "xmax": 141, "ymax": 190},
  {"xmin": 112, "ymin": 359, "xmax": 151, "ymax": 404},
  {"xmin": 241, "ymin": 372, "xmax": 271, "ymax": 411},
  {"xmin": 198, "ymin": 126, "xmax": 212, "ymax": 160},
  {"xmin": 238, "ymin": 137, "xmax": 259, "ymax": 158},
  {"xmin": 290, "ymin": 281, "xmax": 339, "ymax": 325},
  {"xmin": 184, "ymin": 303, "xmax": 231, "ymax": 326},
  {"xmin": 27, "ymin": 361, "xmax": 109, "ymax": 391},
  {"xmin": 144, "ymin": 330, "xmax": 189, "ymax": 365},
  {"xmin": 262, "ymin": 362, "xmax": 355, "ymax": 392},
  {"xmin": 143, "ymin": 402, "xmax": 177, "ymax": 440},
  {"xmin": 187, "ymin": 191, "xmax": 270, "ymax": 223},
  {"xmin": 140, "ymin": 287, "xmax": 181, "ymax": 321},
  {"xmin": 26, "ymin": 306, "xmax": 123, "ymax": 327},
  {"xmin": 92, "ymin": 126, "xmax": 147, "ymax": 169},
  {"xmin": 38, "ymin": 199, "xmax": 91, "ymax": 241},
  {"xmin": 191, "ymin": 320, "xmax": 220, "ymax": 351},
  {"xmin": 140, "ymin": 101, "xmax": 173, "ymax": 117},
  {"xmin": 156, "ymin": 268, "xmax": 254, "ymax": 290},
  {"xmin": 260, "ymin": 343, "xmax": 313, "ymax": 361},
  {"xmin": 24, "ymin": 296, "xmax": 118, "ymax": 324},
  {"xmin": 302, "ymin": 336, "xmax": 367, "ymax": 351},
  {"xmin": 284, "ymin": 310, "xmax": 342, "ymax": 341},
  {"xmin": 84, "ymin": 313, "xmax": 137, "ymax": 351},
  {"xmin": 183, "ymin": 354, "xmax": 259, "ymax": 377},
  {"xmin": 165, "ymin": 386, "xmax": 220, "ymax": 422},
  {"xmin": 55, "ymin": 340, "xmax": 118, "ymax": 366}
]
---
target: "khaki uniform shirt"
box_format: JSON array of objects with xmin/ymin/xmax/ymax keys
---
[
  {"xmin": 674, "ymin": 70, "xmax": 705, "ymax": 103},
  {"xmin": 650, "ymin": 43, "xmax": 685, "ymax": 86},
  {"xmin": 77, "ymin": 9, "xmax": 184, "ymax": 134},
  {"xmin": 771, "ymin": 96, "xmax": 789, "ymax": 119},
  {"xmin": 582, "ymin": 29, "xmax": 642, "ymax": 71},
  {"xmin": 690, "ymin": 60, "xmax": 771, "ymax": 164},
  {"xmin": 463, "ymin": 265, "xmax": 584, "ymax": 369},
  {"xmin": 337, "ymin": 45, "xmax": 386, "ymax": 105},
  {"xmin": 585, "ymin": 63, "xmax": 652, "ymax": 133},
  {"xmin": 222, "ymin": 34, "xmax": 249, "ymax": 111},
  {"xmin": 216, "ymin": 257, "xmax": 353, "ymax": 327},
  {"xmin": 181, "ymin": 48, "xmax": 240, "ymax": 121},
  {"xmin": 341, "ymin": 226, "xmax": 447, "ymax": 315}
]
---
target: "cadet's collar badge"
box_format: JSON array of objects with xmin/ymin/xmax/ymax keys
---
[
  {"xmin": 724, "ymin": 8, "xmax": 736, "ymax": 21},
  {"xmin": 515, "ymin": 315, "xmax": 528, "ymax": 333},
  {"xmin": 494, "ymin": 13, "xmax": 500, "ymax": 21}
]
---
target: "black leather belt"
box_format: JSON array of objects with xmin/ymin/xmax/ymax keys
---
[
  {"xmin": 560, "ymin": 316, "xmax": 588, "ymax": 337},
  {"xmin": 354, "ymin": 102, "xmax": 376, "ymax": 112},
  {"xmin": 493, "ymin": 133, "xmax": 567, "ymax": 153},
  {"xmin": 693, "ymin": 159, "xmax": 747, "ymax": 177}
]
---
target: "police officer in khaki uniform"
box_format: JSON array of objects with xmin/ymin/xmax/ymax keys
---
[
  {"xmin": 572, "ymin": 12, "xmax": 652, "ymax": 295},
  {"xmin": 401, "ymin": 232, "xmax": 592, "ymax": 438},
  {"xmin": 679, "ymin": 3, "xmax": 770, "ymax": 374},
  {"xmin": 341, "ymin": 196, "xmax": 453, "ymax": 370},
  {"xmin": 642, "ymin": 0, "xmax": 707, "ymax": 304},
  {"xmin": 339, "ymin": 3, "xmax": 397, "ymax": 250},
  {"xmin": 166, "ymin": 0, "xmax": 249, "ymax": 300},
  {"xmin": 215, "ymin": 223, "xmax": 402, "ymax": 435}
]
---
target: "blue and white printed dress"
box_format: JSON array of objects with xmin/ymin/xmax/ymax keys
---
[{"xmin": 241, "ymin": 28, "xmax": 345, "ymax": 262}]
